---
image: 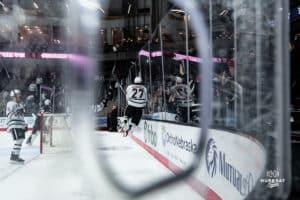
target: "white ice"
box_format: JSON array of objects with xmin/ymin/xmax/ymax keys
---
[{"xmin": 0, "ymin": 131, "xmax": 202, "ymax": 200}]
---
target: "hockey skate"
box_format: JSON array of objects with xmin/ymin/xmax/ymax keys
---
[
  {"xmin": 123, "ymin": 125, "xmax": 132, "ymax": 137},
  {"xmin": 123, "ymin": 129, "xmax": 130, "ymax": 137},
  {"xmin": 26, "ymin": 135, "xmax": 32, "ymax": 145},
  {"xmin": 10, "ymin": 154, "xmax": 25, "ymax": 164},
  {"xmin": 26, "ymin": 133, "xmax": 38, "ymax": 146}
]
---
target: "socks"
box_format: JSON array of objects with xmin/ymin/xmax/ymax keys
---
[{"xmin": 12, "ymin": 139, "xmax": 24, "ymax": 156}]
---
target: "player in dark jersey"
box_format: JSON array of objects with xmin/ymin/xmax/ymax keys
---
[{"xmin": 26, "ymin": 99, "xmax": 52, "ymax": 145}]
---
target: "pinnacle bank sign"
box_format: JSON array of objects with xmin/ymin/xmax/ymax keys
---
[{"xmin": 206, "ymin": 138, "xmax": 254, "ymax": 196}]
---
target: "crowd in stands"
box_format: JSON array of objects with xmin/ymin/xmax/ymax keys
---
[
  {"xmin": 101, "ymin": 56, "xmax": 240, "ymax": 128},
  {"xmin": 0, "ymin": 55, "xmax": 240, "ymax": 131},
  {"xmin": 142, "ymin": 58, "xmax": 239, "ymax": 127},
  {"xmin": 0, "ymin": 65, "xmax": 66, "ymax": 117}
]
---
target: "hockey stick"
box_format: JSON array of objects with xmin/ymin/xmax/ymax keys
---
[{"xmin": 117, "ymin": 82, "xmax": 126, "ymax": 96}]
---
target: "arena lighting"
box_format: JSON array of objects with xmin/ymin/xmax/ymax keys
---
[
  {"xmin": 219, "ymin": 9, "xmax": 229, "ymax": 16},
  {"xmin": 138, "ymin": 50, "xmax": 226, "ymax": 63},
  {"xmin": 98, "ymin": 6, "xmax": 105, "ymax": 14},
  {"xmin": 170, "ymin": 9, "xmax": 185, "ymax": 14},
  {"xmin": 174, "ymin": 53, "xmax": 224, "ymax": 63},
  {"xmin": 33, "ymin": 2, "xmax": 39, "ymax": 9},
  {"xmin": 127, "ymin": 4, "xmax": 132, "ymax": 14},
  {"xmin": 0, "ymin": 50, "xmax": 224, "ymax": 63},
  {"xmin": 151, "ymin": 51, "xmax": 162, "ymax": 57},
  {"xmin": 0, "ymin": 2, "xmax": 8, "ymax": 12},
  {"xmin": 77, "ymin": 0, "xmax": 105, "ymax": 13},
  {"xmin": 41, "ymin": 53, "xmax": 91, "ymax": 64},
  {"xmin": 41, "ymin": 53, "xmax": 71, "ymax": 59},
  {"xmin": 138, "ymin": 50, "xmax": 150, "ymax": 57},
  {"xmin": 0, "ymin": 52, "xmax": 25, "ymax": 58},
  {"xmin": 0, "ymin": 51, "xmax": 90, "ymax": 63}
]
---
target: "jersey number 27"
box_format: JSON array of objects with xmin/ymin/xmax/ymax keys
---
[{"xmin": 132, "ymin": 88, "xmax": 144, "ymax": 99}]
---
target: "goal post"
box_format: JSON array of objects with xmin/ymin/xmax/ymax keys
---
[{"xmin": 39, "ymin": 113, "xmax": 72, "ymax": 154}]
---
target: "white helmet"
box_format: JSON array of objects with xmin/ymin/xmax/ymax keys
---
[
  {"xmin": 28, "ymin": 83, "xmax": 37, "ymax": 92},
  {"xmin": 44, "ymin": 99, "xmax": 51, "ymax": 106},
  {"xmin": 10, "ymin": 89, "xmax": 21, "ymax": 97},
  {"xmin": 175, "ymin": 76, "xmax": 183, "ymax": 84},
  {"xmin": 134, "ymin": 77, "xmax": 142, "ymax": 84},
  {"xmin": 36, "ymin": 77, "xmax": 43, "ymax": 85}
]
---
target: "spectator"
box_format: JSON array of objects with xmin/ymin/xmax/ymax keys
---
[
  {"xmin": 170, "ymin": 76, "xmax": 195, "ymax": 123},
  {"xmin": 0, "ymin": 90, "xmax": 9, "ymax": 116},
  {"xmin": 25, "ymin": 83, "xmax": 39, "ymax": 116},
  {"xmin": 154, "ymin": 85, "xmax": 163, "ymax": 112},
  {"xmin": 107, "ymin": 105, "xmax": 118, "ymax": 132},
  {"xmin": 166, "ymin": 86, "xmax": 176, "ymax": 113},
  {"xmin": 221, "ymin": 58, "xmax": 236, "ymax": 128}
]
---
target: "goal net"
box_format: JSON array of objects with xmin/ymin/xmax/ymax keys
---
[{"xmin": 39, "ymin": 113, "xmax": 72, "ymax": 154}]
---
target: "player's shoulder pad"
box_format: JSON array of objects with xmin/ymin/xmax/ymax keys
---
[{"xmin": 7, "ymin": 101, "xmax": 17, "ymax": 107}]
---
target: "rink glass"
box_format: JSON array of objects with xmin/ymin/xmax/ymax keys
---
[
  {"xmin": 97, "ymin": 0, "xmax": 290, "ymax": 199},
  {"xmin": 0, "ymin": 0, "xmax": 290, "ymax": 199}
]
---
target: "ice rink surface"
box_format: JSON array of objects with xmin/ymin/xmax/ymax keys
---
[{"xmin": 0, "ymin": 131, "xmax": 202, "ymax": 200}]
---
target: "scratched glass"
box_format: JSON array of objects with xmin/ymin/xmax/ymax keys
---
[{"xmin": 0, "ymin": 1, "xmax": 290, "ymax": 200}]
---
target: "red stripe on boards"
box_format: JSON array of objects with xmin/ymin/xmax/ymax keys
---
[{"xmin": 129, "ymin": 133, "xmax": 222, "ymax": 200}]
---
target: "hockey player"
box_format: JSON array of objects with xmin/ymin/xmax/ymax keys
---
[
  {"xmin": 25, "ymin": 83, "xmax": 40, "ymax": 145},
  {"xmin": 170, "ymin": 76, "xmax": 195, "ymax": 123},
  {"xmin": 6, "ymin": 89, "xmax": 27, "ymax": 164},
  {"xmin": 42, "ymin": 99, "xmax": 52, "ymax": 113},
  {"xmin": 25, "ymin": 83, "xmax": 39, "ymax": 115},
  {"xmin": 26, "ymin": 98, "xmax": 52, "ymax": 145},
  {"xmin": 41, "ymin": 99, "xmax": 53, "ymax": 144},
  {"xmin": 123, "ymin": 77, "xmax": 147, "ymax": 137}
]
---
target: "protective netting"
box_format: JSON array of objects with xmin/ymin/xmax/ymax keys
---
[{"xmin": 40, "ymin": 113, "xmax": 72, "ymax": 154}]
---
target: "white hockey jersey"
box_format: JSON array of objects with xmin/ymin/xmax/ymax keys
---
[
  {"xmin": 171, "ymin": 83, "xmax": 194, "ymax": 106},
  {"xmin": 6, "ymin": 101, "xmax": 26, "ymax": 131},
  {"xmin": 126, "ymin": 84, "xmax": 147, "ymax": 108}
]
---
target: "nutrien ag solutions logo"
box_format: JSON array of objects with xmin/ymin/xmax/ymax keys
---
[
  {"xmin": 206, "ymin": 138, "xmax": 218, "ymax": 177},
  {"xmin": 205, "ymin": 138, "xmax": 254, "ymax": 196}
]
